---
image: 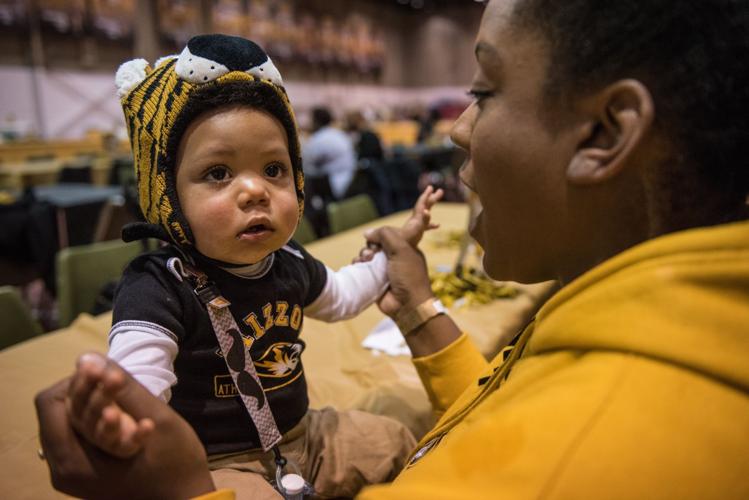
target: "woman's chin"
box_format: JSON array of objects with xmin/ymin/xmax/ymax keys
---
[{"xmin": 483, "ymin": 254, "xmax": 549, "ymax": 285}]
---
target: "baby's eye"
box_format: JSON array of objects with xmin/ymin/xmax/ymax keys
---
[
  {"xmin": 205, "ymin": 166, "xmax": 230, "ymax": 182},
  {"xmin": 264, "ymin": 163, "xmax": 285, "ymax": 178}
]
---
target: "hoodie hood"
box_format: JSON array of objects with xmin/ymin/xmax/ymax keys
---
[{"xmin": 532, "ymin": 219, "xmax": 749, "ymax": 392}]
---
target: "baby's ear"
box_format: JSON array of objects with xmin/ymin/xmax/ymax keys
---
[{"xmin": 115, "ymin": 58, "xmax": 151, "ymax": 98}]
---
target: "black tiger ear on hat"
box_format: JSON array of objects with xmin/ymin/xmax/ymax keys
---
[
  {"xmin": 174, "ymin": 33, "xmax": 283, "ymax": 86},
  {"xmin": 115, "ymin": 58, "xmax": 153, "ymax": 98}
]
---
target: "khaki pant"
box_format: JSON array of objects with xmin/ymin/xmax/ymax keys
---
[{"xmin": 210, "ymin": 407, "xmax": 416, "ymax": 499}]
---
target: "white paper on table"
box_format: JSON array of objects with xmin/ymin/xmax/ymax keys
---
[{"xmin": 361, "ymin": 317, "xmax": 411, "ymax": 357}]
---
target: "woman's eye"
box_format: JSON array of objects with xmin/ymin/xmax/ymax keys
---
[
  {"xmin": 205, "ymin": 167, "xmax": 229, "ymax": 181},
  {"xmin": 467, "ymin": 89, "xmax": 494, "ymax": 103},
  {"xmin": 265, "ymin": 164, "xmax": 284, "ymax": 178}
]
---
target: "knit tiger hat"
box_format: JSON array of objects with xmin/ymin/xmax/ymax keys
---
[{"xmin": 116, "ymin": 34, "xmax": 304, "ymax": 247}]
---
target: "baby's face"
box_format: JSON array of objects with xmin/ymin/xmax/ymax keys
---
[{"xmin": 175, "ymin": 106, "xmax": 299, "ymax": 265}]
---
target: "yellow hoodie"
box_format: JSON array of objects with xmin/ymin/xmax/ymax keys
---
[
  {"xmin": 360, "ymin": 219, "xmax": 749, "ymax": 499},
  {"xmin": 201, "ymin": 220, "xmax": 749, "ymax": 500}
]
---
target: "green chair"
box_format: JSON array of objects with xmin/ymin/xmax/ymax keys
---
[
  {"xmin": 292, "ymin": 216, "xmax": 317, "ymax": 244},
  {"xmin": 0, "ymin": 286, "xmax": 43, "ymax": 351},
  {"xmin": 327, "ymin": 194, "xmax": 379, "ymax": 234},
  {"xmin": 56, "ymin": 239, "xmax": 144, "ymax": 327}
]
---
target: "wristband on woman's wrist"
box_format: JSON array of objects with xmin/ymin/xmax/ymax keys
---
[{"xmin": 394, "ymin": 298, "xmax": 447, "ymax": 335}]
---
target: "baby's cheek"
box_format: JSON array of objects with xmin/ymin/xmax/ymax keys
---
[
  {"xmin": 199, "ymin": 198, "xmax": 235, "ymax": 221},
  {"xmin": 280, "ymin": 196, "xmax": 301, "ymax": 228}
]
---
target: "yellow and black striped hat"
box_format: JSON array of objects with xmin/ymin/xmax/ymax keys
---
[{"xmin": 116, "ymin": 34, "xmax": 304, "ymax": 247}]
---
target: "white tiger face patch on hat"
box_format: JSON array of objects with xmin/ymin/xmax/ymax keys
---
[{"xmin": 174, "ymin": 34, "xmax": 283, "ymax": 86}]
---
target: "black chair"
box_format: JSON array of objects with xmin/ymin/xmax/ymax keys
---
[
  {"xmin": 342, "ymin": 164, "xmax": 396, "ymax": 216},
  {"xmin": 108, "ymin": 157, "xmax": 135, "ymax": 187},
  {"xmin": 363, "ymin": 162, "xmax": 396, "ymax": 215},
  {"xmin": 93, "ymin": 197, "xmax": 140, "ymax": 242},
  {"xmin": 57, "ymin": 165, "xmax": 92, "ymax": 184},
  {"xmin": 0, "ymin": 194, "xmax": 58, "ymax": 293},
  {"xmin": 303, "ymin": 175, "xmax": 335, "ymax": 237},
  {"xmin": 382, "ymin": 156, "xmax": 422, "ymax": 212}
]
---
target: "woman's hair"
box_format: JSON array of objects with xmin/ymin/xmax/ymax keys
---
[{"xmin": 512, "ymin": 0, "xmax": 749, "ymax": 205}]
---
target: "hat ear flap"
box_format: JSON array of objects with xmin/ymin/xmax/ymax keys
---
[{"xmin": 115, "ymin": 58, "xmax": 152, "ymax": 98}]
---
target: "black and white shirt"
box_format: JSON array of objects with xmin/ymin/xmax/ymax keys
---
[{"xmin": 109, "ymin": 239, "xmax": 387, "ymax": 455}]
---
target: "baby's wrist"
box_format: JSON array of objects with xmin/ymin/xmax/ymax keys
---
[{"xmin": 399, "ymin": 225, "xmax": 424, "ymax": 247}]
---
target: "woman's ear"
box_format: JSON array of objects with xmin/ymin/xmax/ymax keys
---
[{"xmin": 567, "ymin": 79, "xmax": 654, "ymax": 185}]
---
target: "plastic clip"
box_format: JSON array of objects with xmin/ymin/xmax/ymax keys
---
[
  {"xmin": 194, "ymin": 282, "xmax": 220, "ymax": 305},
  {"xmin": 273, "ymin": 446, "xmax": 312, "ymax": 499}
]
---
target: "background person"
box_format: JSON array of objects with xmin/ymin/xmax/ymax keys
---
[{"xmin": 302, "ymin": 106, "xmax": 357, "ymax": 200}]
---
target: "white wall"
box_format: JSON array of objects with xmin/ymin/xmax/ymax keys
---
[
  {"xmin": 0, "ymin": 66, "xmax": 125, "ymax": 140},
  {"xmin": 0, "ymin": 65, "xmax": 468, "ymax": 140}
]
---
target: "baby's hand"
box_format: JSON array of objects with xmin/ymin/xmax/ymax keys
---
[
  {"xmin": 66, "ymin": 353, "xmax": 154, "ymax": 458},
  {"xmin": 400, "ymin": 185, "xmax": 444, "ymax": 246},
  {"xmin": 353, "ymin": 186, "xmax": 443, "ymax": 264}
]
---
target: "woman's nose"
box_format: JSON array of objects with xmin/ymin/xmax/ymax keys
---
[
  {"xmin": 236, "ymin": 174, "xmax": 270, "ymax": 207},
  {"xmin": 450, "ymin": 102, "xmax": 476, "ymax": 152}
]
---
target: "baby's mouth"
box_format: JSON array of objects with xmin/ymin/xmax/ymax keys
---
[{"xmin": 237, "ymin": 223, "xmax": 273, "ymax": 239}]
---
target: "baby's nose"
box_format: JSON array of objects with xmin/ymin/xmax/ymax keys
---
[{"xmin": 237, "ymin": 175, "xmax": 269, "ymax": 206}]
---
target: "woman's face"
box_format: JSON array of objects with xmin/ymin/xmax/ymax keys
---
[{"xmin": 451, "ymin": 0, "xmax": 580, "ymax": 283}]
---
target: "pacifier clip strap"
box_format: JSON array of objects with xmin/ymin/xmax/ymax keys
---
[
  {"xmin": 172, "ymin": 255, "xmax": 282, "ymax": 452},
  {"xmin": 205, "ymin": 299, "xmax": 283, "ymax": 451},
  {"xmin": 172, "ymin": 255, "xmax": 309, "ymax": 495}
]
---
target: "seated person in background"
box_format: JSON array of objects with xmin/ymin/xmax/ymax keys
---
[
  {"xmin": 344, "ymin": 110, "xmax": 393, "ymax": 213},
  {"xmin": 345, "ymin": 110, "xmax": 385, "ymax": 167},
  {"xmin": 66, "ymin": 33, "xmax": 442, "ymax": 499},
  {"xmin": 302, "ymin": 106, "xmax": 358, "ymax": 200},
  {"xmin": 36, "ymin": 0, "xmax": 749, "ymax": 498},
  {"xmin": 415, "ymin": 108, "xmax": 441, "ymax": 145}
]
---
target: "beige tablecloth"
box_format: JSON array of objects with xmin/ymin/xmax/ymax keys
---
[{"xmin": 0, "ymin": 203, "xmax": 555, "ymax": 499}]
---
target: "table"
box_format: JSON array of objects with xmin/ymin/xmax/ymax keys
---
[
  {"xmin": 33, "ymin": 184, "xmax": 123, "ymax": 248},
  {"xmin": 0, "ymin": 138, "xmax": 104, "ymax": 165},
  {"xmin": 32, "ymin": 184, "xmax": 123, "ymax": 209},
  {"xmin": 0, "ymin": 203, "xmax": 556, "ymax": 499},
  {"xmin": 0, "ymin": 158, "xmax": 111, "ymax": 190}
]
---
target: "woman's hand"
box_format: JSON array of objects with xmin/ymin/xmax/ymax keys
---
[
  {"xmin": 35, "ymin": 353, "xmax": 215, "ymax": 500},
  {"xmin": 364, "ymin": 226, "xmax": 435, "ymax": 318},
  {"xmin": 366, "ymin": 226, "xmax": 463, "ymax": 357}
]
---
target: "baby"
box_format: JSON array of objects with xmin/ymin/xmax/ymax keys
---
[{"xmin": 67, "ymin": 34, "xmax": 441, "ymax": 498}]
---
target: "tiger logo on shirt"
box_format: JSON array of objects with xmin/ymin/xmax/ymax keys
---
[
  {"xmin": 213, "ymin": 340, "xmax": 305, "ymax": 397},
  {"xmin": 254, "ymin": 342, "xmax": 304, "ymax": 378}
]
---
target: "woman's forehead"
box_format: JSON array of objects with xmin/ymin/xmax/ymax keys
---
[
  {"xmin": 475, "ymin": 0, "xmax": 550, "ymax": 87},
  {"xmin": 476, "ymin": 0, "xmax": 543, "ymax": 64},
  {"xmin": 479, "ymin": 0, "xmax": 518, "ymax": 38}
]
